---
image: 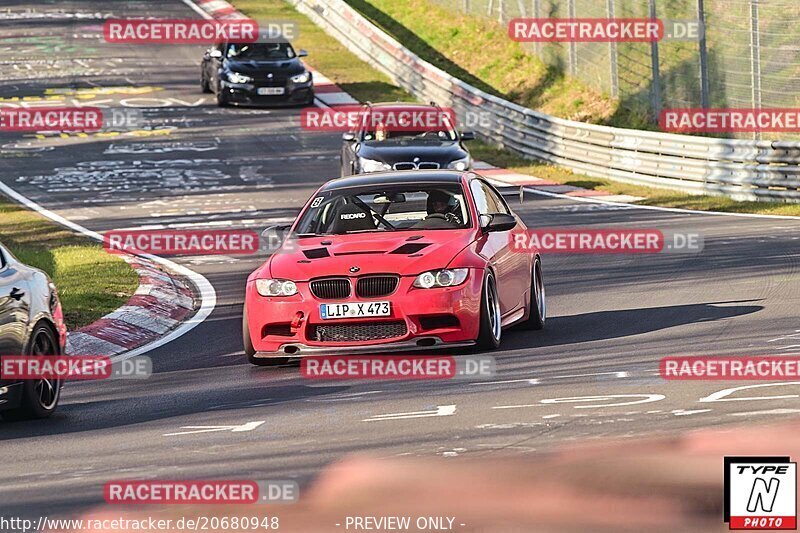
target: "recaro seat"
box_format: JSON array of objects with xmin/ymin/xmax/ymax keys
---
[{"xmin": 330, "ymin": 203, "xmax": 376, "ymax": 233}]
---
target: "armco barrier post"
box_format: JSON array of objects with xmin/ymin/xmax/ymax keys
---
[
  {"xmin": 567, "ymin": 0, "xmax": 577, "ymax": 77},
  {"xmin": 607, "ymin": 0, "xmax": 619, "ymax": 99},
  {"xmin": 697, "ymin": 0, "xmax": 709, "ymax": 109},
  {"xmin": 748, "ymin": 0, "xmax": 762, "ymax": 140},
  {"xmin": 532, "ymin": 0, "xmax": 540, "ymax": 56}
]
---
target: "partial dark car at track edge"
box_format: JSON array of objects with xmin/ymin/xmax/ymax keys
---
[{"xmin": 0, "ymin": 243, "xmax": 67, "ymax": 420}]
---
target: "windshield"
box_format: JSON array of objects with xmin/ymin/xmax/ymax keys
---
[
  {"xmin": 360, "ymin": 110, "xmax": 458, "ymax": 142},
  {"xmin": 226, "ymin": 42, "xmax": 295, "ymax": 60},
  {"xmin": 294, "ymin": 183, "xmax": 471, "ymax": 235}
]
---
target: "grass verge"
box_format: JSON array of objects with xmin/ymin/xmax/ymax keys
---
[
  {"xmin": 232, "ymin": 0, "xmax": 800, "ymax": 216},
  {"xmin": 347, "ymin": 0, "xmax": 650, "ymax": 128},
  {"xmin": 0, "ymin": 197, "xmax": 139, "ymax": 329}
]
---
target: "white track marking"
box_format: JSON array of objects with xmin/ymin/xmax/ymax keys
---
[
  {"xmin": 163, "ymin": 420, "xmax": 265, "ymax": 436},
  {"xmin": 179, "ymin": 0, "xmax": 213, "ymax": 19},
  {"xmin": 0, "ymin": 182, "xmax": 217, "ymax": 364},
  {"xmin": 471, "ymin": 370, "xmax": 629, "ymax": 387},
  {"xmin": 551, "ymin": 371, "xmax": 630, "ymax": 379},
  {"xmin": 729, "ymin": 409, "xmax": 800, "ymax": 417},
  {"xmin": 471, "ymin": 378, "xmax": 540, "ymax": 386},
  {"xmin": 539, "ymin": 394, "xmax": 666, "ymax": 409},
  {"xmin": 521, "ymin": 185, "xmax": 800, "ymax": 221},
  {"xmin": 672, "ymin": 409, "xmax": 711, "ymax": 416},
  {"xmin": 699, "ymin": 382, "xmax": 800, "ymax": 403},
  {"xmin": 363, "ymin": 405, "xmax": 456, "ymax": 422}
]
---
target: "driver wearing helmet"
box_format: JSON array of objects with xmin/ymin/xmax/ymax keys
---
[{"xmin": 425, "ymin": 189, "xmax": 462, "ymax": 226}]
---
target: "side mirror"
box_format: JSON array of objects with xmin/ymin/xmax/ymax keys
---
[
  {"xmin": 460, "ymin": 131, "xmax": 475, "ymax": 141},
  {"xmin": 481, "ymin": 213, "xmax": 516, "ymax": 233},
  {"xmin": 209, "ymin": 49, "xmax": 223, "ymax": 59},
  {"xmin": 261, "ymin": 225, "xmax": 292, "ymax": 254},
  {"xmin": 298, "ymin": 49, "xmax": 308, "ymax": 58},
  {"xmin": 342, "ymin": 132, "xmax": 356, "ymax": 142}
]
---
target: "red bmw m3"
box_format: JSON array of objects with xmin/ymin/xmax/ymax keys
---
[{"xmin": 243, "ymin": 171, "xmax": 545, "ymax": 365}]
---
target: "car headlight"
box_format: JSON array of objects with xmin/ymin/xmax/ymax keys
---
[
  {"xmin": 226, "ymin": 71, "xmax": 253, "ymax": 84},
  {"xmin": 413, "ymin": 268, "xmax": 469, "ymax": 289},
  {"xmin": 290, "ymin": 71, "xmax": 311, "ymax": 84},
  {"xmin": 358, "ymin": 157, "xmax": 391, "ymax": 173},
  {"xmin": 447, "ymin": 157, "xmax": 471, "ymax": 171},
  {"xmin": 255, "ymin": 279, "xmax": 298, "ymax": 297}
]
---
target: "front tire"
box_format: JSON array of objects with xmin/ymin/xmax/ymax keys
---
[
  {"xmin": 243, "ymin": 306, "xmax": 256, "ymax": 358},
  {"xmin": 476, "ymin": 270, "xmax": 502, "ymax": 350},
  {"xmin": 2, "ymin": 323, "xmax": 61, "ymax": 421},
  {"xmin": 522, "ymin": 257, "xmax": 546, "ymax": 330},
  {"xmin": 243, "ymin": 307, "xmax": 289, "ymax": 366},
  {"xmin": 216, "ymin": 88, "xmax": 229, "ymax": 107}
]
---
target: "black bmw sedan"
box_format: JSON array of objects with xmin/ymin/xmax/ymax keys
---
[
  {"xmin": 341, "ymin": 102, "xmax": 475, "ymax": 176},
  {"xmin": 0, "ymin": 242, "xmax": 66, "ymax": 420},
  {"xmin": 201, "ymin": 40, "xmax": 314, "ymax": 107}
]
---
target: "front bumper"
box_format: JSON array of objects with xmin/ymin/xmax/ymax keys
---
[
  {"xmin": 253, "ymin": 337, "xmax": 475, "ymax": 358},
  {"xmin": 220, "ymin": 80, "xmax": 314, "ymax": 106},
  {"xmin": 245, "ymin": 270, "xmax": 483, "ymax": 357},
  {"xmin": 0, "ymin": 381, "xmax": 23, "ymax": 412}
]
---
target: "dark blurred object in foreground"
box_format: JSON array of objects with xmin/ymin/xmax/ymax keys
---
[{"xmin": 74, "ymin": 420, "xmax": 800, "ymax": 532}]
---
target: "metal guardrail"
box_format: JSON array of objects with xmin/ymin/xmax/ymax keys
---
[{"xmin": 290, "ymin": 0, "xmax": 800, "ymax": 201}]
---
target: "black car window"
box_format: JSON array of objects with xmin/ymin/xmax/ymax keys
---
[
  {"xmin": 359, "ymin": 109, "xmax": 457, "ymax": 142},
  {"xmin": 226, "ymin": 42, "xmax": 295, "ymax": 60},
  {"xmin": 482, "ymin": 180, "xmax": 510, "ymax": 214},
  {"xmin": 295, "ymin": 184, "xmax": 470, "ymax": 235},
  {"xmin": 471, "ymin": 180, "xmax": 509, "ymax": 215},
  {"xmin": 470, "ymin": 180, "xmax": 490, "ymax": 215},
  {"xmin": 0, "ymin": 247, "xmax": 5, "ymax": 270}
]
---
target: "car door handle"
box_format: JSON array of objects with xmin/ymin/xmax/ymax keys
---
[{"xmin": 9, "ymin": 287, "xmax": 25, "ymax": 300}]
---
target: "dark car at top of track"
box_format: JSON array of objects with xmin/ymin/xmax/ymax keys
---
[
  {"xmin": 0, "ymin": 242, "xmax": 67, "ymax": 420},
  {"xmin": 243, "ymin": 170, "xmax": 545, "ymax": 365},
  {"xmin": 201, "ymin": 39, "xmax": 314, "ymax": 107},
  {"xmin": 340, "ymin": 102, "xmax": 475, "ymax": 176}
]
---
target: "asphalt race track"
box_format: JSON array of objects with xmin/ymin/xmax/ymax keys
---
[{"xmin": 2, "ymin": 0, "xmax": 800, "ymax": 519}]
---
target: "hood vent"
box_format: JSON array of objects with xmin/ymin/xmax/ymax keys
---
[
  {"xmin": 303, "ymin": 248, "xmax": 330, "ymax": 259},
  {"xmin": 390, "ymin": 243, "xmax": 430, "ymax": 255},
  {"xmin": 333, "ymin": 250, "xmax": 382, "ymax": 256}
]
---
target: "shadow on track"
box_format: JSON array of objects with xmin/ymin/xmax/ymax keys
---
[{"xmin": 505, "ymin": 300, "xmax": 763, "ymax": 348}]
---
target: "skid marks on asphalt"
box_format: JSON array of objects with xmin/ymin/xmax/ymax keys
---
[{"xmin": 17, "ymin": 154, "xmax": 335, "ymax": 201}]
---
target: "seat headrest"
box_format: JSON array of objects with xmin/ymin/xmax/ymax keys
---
[{"xmin": 330, "ymin": 203, "xmax": 376, "ymax": 233}]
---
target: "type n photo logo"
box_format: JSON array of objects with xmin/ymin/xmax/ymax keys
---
[{"xmin": 725, "ymin": 456, "xmax": 797, "ymax": 530}]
